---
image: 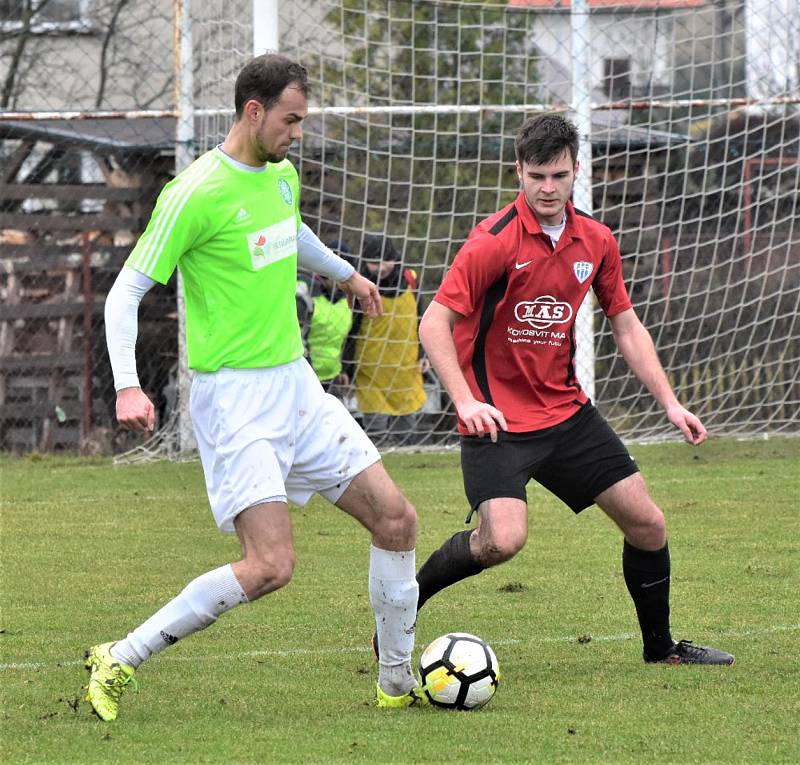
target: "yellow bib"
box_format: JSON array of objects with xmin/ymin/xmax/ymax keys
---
[{"xmin": 354, "ymin": 286, "xmax": 427, "ymax": 415}]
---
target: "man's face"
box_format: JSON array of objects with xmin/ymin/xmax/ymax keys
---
[
  {"xmin": 364, "ymin": 260, "xmax": 395, "ymax": 279},
  {"xmin": 252, "ymin": 85, "xmax": 308, "ymax": 163},
  {"xmin": 517, "ymin": 149, "xmax": 578, "ymax": 226}
]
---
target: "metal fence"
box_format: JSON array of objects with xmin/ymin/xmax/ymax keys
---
[{"xmin": 1, "ymin": 0, "xmax": 798, "ymax": 453}]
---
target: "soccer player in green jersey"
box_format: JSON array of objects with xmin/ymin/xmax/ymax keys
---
[{"xmin": 85, "ymin": 54, "xmax": 425, "ymax": 721}]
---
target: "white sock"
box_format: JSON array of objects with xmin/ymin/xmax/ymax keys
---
[
  {"xmin": 369, "ymin": 545, "xmax": 418, "ymax": 695},
  {"xmin": 110, "ymin": 564, "xmax": 248, "ymax": 668}
]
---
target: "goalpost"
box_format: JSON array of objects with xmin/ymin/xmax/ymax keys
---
[{"xmin": 121, "ymin": 0, "xmax": 799, "ymax": 462}]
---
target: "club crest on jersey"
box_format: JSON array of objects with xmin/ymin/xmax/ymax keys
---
[
  {"xmin": 278, "ymin": 178, "xmax": 293, "ymax": 206},
  {"xmin": 514, "ymin": 295, "xmax": 574, "ymax": 329},
  {"xmin": 573, "ymin": 261, "xmax": 593, "ymax": 283}
]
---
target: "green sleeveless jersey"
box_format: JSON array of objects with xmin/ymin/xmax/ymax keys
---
[{"xmin": 126, "ymin": 148, "xmax": 303, "ymax": 372}]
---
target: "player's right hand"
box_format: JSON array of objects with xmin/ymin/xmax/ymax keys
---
[
  {"xmin": 339, "ymin": 271, "xmax": 383, "ymax": 318},
  {"xmin": 456, "ymin": 399, "xmax": 508, "ymax": 443},
  {"xmin": 116, "ymin": 387, "xmax": 155, "ymax": 433}
]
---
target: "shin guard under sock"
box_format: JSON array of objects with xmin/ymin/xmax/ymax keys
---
[
  {"xmin": 417, "ymin": 529, "xmax": 484, "ymax": 611},
  {"xmin": 622, "ymin": 540, "xmax": 674, "ymax": 659}
]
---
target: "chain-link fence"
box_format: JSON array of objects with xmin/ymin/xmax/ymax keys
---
[
  {"xmin": 2, "ymin": 0, "xmax": 178, "ymax": 452},
  {"xmin": 1, "ymin": 0, "xmax": 798, "ymax": 454}
]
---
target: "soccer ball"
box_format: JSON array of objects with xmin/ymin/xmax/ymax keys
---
[{"xmin": 418, "ymin": 632, "xmax": 500, "ymax": 710}]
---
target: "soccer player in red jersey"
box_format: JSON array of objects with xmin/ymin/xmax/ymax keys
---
[{"xmin": 411, "ymin": 114, "xmax": 733, "ymax": 665}]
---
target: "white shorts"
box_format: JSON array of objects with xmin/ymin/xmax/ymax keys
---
[{"xmin": 190, "ymin": 358, "xmax": 381, "ymax": 533}]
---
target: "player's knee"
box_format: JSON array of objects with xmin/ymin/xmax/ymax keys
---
[
  {"xmin": 374, "ymin": 496, "xmax": 417, "ymax": 548},
  {"xmin": 478, "ymin": 531, "xmax": 526, "ymax": 566},
  {"xmin": 245, "ymin": 553, "xmax": 296, "ymax": 599},
  {"xmin": 273, "ymin": 557, "xmax": 296, "ymax": 590},
  {"xmin": 628, "ymin": 507, "xmax": 667, "ymax": 550},
  {"xmin": 646, "ymin": 510, "xmax": 667, "ymax": 548}
]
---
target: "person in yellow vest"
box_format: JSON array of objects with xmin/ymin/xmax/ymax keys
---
[
  {"xmin": 298, "ymin": 240, "xmax": 355, "ymax": 393},
  {"xmin": 345, "ymin": 234, "xmax": 428, "ymax": 445}
]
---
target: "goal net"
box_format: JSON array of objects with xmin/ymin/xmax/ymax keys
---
[{"xmin": 120, "ymin": 0, "xmax": 799, "ymax": 461}]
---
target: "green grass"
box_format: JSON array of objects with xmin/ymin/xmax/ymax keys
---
[{"xmin": 1, "ymin": 438, "xmax": 799, "ymax": 764}]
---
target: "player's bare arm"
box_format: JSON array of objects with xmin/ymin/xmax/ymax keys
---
[
  {"xmin": 339, "ymin": 270, "xmax": 383, "ymax": 318},
  {"xmin": 419, "ymin": 300, "xmax": 507, "ymax": 442},
  {"xmin": 608, "ymin": 308, "xmax": 707, "ymax": 445},
  {"xmin": 115, "ymin": 386, "xmax": 156, "ymax": 433}
]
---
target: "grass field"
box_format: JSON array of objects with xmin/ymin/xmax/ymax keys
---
[{"xmin": 1, "ymin": 437, "xmax": 799, "ymax": 764}]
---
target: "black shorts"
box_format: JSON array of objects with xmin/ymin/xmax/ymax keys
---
[{"xmin": 460, "ymin": 402, "xmax": 639, "ymax": 520}]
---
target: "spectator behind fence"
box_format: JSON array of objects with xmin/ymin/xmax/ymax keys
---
[
  {"xmin": 297, "ymin": 240, "xmax": 355, "ymax": 393},
  {"xmin": 345, "ymin": 234, "xmax": 427, "ymax": 444}
]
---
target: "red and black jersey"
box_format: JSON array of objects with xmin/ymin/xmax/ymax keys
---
[{"xmin": 435, "ymin": 194, "xmax": 632, "ymax": 433}]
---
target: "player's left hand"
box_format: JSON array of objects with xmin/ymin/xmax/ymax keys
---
[
  {"xmin": 666, "ymin": 404, "xmax": 707, "ymax": 445},
  {"xmin": 339, "ymin": 271, "xmax": 383, "ymax": 317}
]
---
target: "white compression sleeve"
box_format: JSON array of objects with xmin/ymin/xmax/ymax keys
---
[
  {"xmin": 297, "ymin": 222, "xmax": 355, "ymax": 282},
  {"xmin": 104, "ymin": 265, "xmax": 157, "ymax": 391}
]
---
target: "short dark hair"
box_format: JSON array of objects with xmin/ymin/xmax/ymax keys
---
[
  {"xmin": 515, "ymin": 114, "xmax": 579, "ymax": 166},
  {"xmin": 361, "ymin": 234, "xmax": 400, "ymax": 263},
  {"xmin": 234, "ymin": 53, "xmax": 309, "ymax": 117}
]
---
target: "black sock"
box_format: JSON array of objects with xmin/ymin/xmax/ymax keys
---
[
  {"xmin": 622, "ymin": 540, "xmax": 674, "ymax": 659},
  {"xmin": 417, "ymin": 530, "xmax": 485, "ymax": 611}
]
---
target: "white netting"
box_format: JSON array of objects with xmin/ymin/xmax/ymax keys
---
[{"xmin": 119, "ymin": 0, "xmax": 799, "ymax": 462}]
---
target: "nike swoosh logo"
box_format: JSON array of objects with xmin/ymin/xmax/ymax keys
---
[
  {"xmin": 641, "ymin": 576, "xmax": 669, "ymax": 589},
  {"xmin": 515, "ymin": 260, "xmax": 533, "ymax": 270}
]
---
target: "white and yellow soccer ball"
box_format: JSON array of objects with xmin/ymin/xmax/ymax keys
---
[{"xmin": 418, "ymin": 632, "xmax": 500, "ymax": 710}]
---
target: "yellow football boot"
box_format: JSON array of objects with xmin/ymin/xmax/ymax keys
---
[
  {"xmin": 83, "ymin": 642, "xmax": 137, "ymax": 721},
  {"xmin": 376, "ymin": 682, "xmax": 429, "ymax": 708}
]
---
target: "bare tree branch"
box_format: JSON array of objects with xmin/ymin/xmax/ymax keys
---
[
  {"xmin": 1, "ymin": 0, "xmax": 35, "ymax": 108},
  {"xmin": 95, "ymin": 0, "xmax": 131, "ymax": 108},
  {"xmin": 1, "ymin": 0, "xmax": 54, "ymax": 108}
]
